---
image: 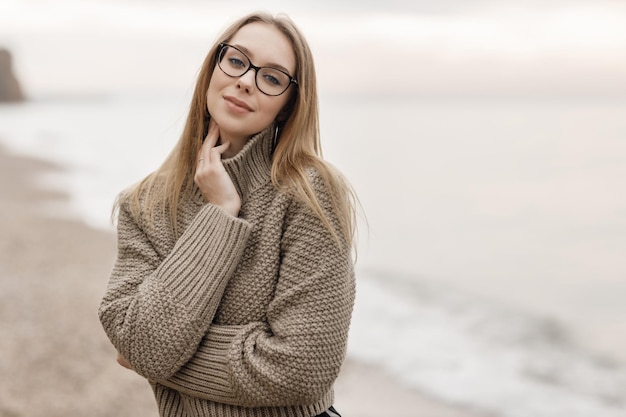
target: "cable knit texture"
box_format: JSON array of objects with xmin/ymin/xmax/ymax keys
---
[{"xmin": 99, "ymin": 125, "xmax": 355, "ymax": 417}]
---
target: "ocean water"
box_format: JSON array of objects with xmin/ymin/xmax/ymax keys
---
[{"xmin": 1, "ymin": 93, "xmax": 626, "ymax": 416}]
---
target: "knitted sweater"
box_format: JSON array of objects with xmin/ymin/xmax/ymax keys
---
[{"xmin": 99, "ymin": 125, "xmax": 355, "ymax": 417}]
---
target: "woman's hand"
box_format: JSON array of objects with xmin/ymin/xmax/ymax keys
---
[
  {"xmin": 116, "ymin": 352, "xmax": 133, "ymax": 370},
  {"xmin": 194, "ymin": 119, "xmax": 241, "ymax": 217}
]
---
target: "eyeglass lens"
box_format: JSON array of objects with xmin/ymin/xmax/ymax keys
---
[{"xmin": 218, "ymin": 45, "xmax": 292, "ymax": 96}]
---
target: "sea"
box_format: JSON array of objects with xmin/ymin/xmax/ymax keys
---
[{"xmin": 1, "ymin": 91, "xmax": 625, "ymax": 417}]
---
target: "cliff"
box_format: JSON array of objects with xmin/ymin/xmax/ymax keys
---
[{"xmin": 0, "ymin": 48, "xmax": 25, "ymax": 102}]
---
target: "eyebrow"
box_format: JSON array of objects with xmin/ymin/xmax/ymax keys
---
[{"xmin": 232, "ymin": 44, "xmax": 292, "ymax": 75}]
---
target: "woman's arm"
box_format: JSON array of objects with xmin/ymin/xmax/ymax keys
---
[
  {"xmin": 98, "ymin": 199, "xmax": 252, "ymax": 381},
  {"xmin": 158, "ymin": 173, "xmax": 356, "ymax": 407}
]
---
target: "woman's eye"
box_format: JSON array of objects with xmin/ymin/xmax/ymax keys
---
[
  {"xmin": 261, "ymin": 72, "xmax": 284, "ymax": 86},
  {"xmin": 228, "ymin": 57, "xmax": 246, "ymax": 68}
]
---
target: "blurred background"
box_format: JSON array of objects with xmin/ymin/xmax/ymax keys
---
[{"xmin": 1, "ymin": 0, "xmax": 625, "ymax": 416}]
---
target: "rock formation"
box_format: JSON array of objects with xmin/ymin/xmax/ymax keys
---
[{"xmin": 0, "ymin": 48, "xmax": 25, "ymax": 102}]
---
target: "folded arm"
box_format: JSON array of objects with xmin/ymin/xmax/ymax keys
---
[
  {"xmin": 159, "ymin": 175, "xmax": 356, "ymax": 407},
  {"xmin": 99, "ymin": 200, "xmax": 252, "ymax": 380}
]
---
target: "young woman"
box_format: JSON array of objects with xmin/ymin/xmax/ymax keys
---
[{"xmin": 99, "ymin": 12, "xmax": 356, "ymax": 417}]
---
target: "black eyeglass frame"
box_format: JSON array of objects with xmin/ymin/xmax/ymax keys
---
[{"xmin": 217, "ymin": 42, "xmax": 298, "ymax": 96}]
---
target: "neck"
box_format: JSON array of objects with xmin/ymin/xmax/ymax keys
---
[{"xmin": 220, "ymin": 133, "xmax": 248, "ymax": 159}]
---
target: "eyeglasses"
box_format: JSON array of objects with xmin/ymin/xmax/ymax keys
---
[{"xmin": 217, "ymin": 43, "xmax": 298, "ymax": 96}]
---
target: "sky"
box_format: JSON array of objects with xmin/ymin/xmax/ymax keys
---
[{"xmin": 1, "ymin": 0, "xmax": 626, "ymax": 97}]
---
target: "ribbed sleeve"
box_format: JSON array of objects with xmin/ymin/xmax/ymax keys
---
[
  {"xmin": 158, "ymin": 204, "xmax": 252, "ymax": 318},
  {"xmin": 162, "ymin": 324, "xmax": 246, "ymax": 402},
  {"xmin": 98, "ymin": 202, "xmax": 252, "ymax": 380},
  {"xmin": 158, "ymin": 173, "xmax": 355, "ymax": 408}
]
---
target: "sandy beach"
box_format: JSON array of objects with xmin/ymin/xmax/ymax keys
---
[{"xmin": 0, "ymin": 145, "xmax": 490, "ymax": 417}]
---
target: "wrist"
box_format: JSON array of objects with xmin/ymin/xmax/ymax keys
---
[
  {"xmin": 225, "ymin": 203, "xmax": 241, "ymax": 217},
  {"xmin": 210, "ymin": 201, "xmax": 240, "ymax": 218}
]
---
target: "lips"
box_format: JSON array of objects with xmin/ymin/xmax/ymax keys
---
[{"xmin": 224, "ymin": 95, "xmax": 253, "ymax": 112}]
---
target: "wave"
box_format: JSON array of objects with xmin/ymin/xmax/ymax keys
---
[{"xmin": 348, "ymin": 267, "xmax": 626, "ymax": 417}]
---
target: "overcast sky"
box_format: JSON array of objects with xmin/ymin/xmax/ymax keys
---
[{"xmin": 1, "ymin": 0, "xmax": 625, "ymax": 97}]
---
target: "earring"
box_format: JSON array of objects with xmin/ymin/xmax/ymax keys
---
[{"xmin": 272, "ymin": 124, "xmax": 280, "ymax": 151}]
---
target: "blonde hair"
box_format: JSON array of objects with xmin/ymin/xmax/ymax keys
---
[{"xmin": 119, "ymin": 12, "xmax": 356, "ymax": 246}]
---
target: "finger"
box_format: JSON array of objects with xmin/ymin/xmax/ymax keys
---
[
  {"xmin": 214, "ymin": 140, "xmax": 230, "ymax": 153},
  {"xmin": 198, "ymin": 127, "xmax": 219, "ymax": 166},
  {"xmin": 116, "ymin": 353, "xmax": 132, "ymax": 369},
  {"xmin": 203, "ymin": 119, "xmax": 220, "ymax": 149},
  {"xmin": 209, "ymin": 140, "xmax": 230, "ymax": 162}
]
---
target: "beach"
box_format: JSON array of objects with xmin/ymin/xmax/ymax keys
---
[{"xmin": 0, "ymin": 146, "xmax": 490, "ymax": 417}]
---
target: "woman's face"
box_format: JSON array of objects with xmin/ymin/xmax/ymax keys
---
[{"xmin": 206, "ymin": 22, "xmax": 296, "ymax": 144}]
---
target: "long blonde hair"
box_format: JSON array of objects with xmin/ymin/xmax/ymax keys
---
[{"xmin": 119, "ymin": 12, "xmax": 356, "ymax": 246}]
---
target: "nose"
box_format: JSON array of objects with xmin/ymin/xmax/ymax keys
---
[{"xmin": 236, "ymin": 68, "xmax": 257, "ymax": 94}]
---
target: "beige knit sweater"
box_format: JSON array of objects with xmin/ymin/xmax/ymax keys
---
[{"xmin": 99, "ymin": 125, "xmax": 355, "ymax": 417}]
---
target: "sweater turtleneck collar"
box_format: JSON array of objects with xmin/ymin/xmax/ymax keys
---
[{"xmin": 194, "ymin": 123, "xmax": 275, "ymax": 205}]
